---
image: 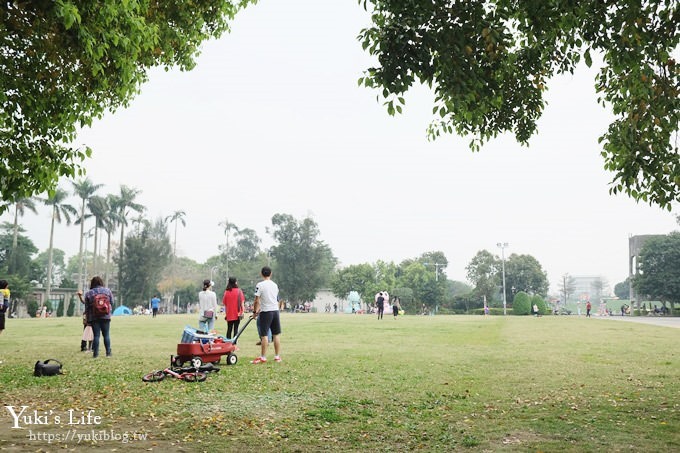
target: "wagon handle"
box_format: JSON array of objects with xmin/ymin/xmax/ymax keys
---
[{"xmin": 231, "ymin": 316, "xmax": 254, "ymax": 344}]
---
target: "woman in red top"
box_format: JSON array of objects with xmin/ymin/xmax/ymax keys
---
[{"xmin": 223, "ymin": 277, "xmax": 245, "ymax": 339}]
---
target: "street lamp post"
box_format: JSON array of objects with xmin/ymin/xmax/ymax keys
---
[
  {"xmin": 77, "ymin": 228, "xmax": 95, "ymax": 316},
  {"xmin": 423, "ymin": 262, "xmax": 443, "ymax": 281},
  {"xmin": 219, "ymin": 218, "xmax": 231, "ymax": 287},
  {"xmin": 81, "ymin": 228, "xmax": 95, "ymax": 289},
  {"xmin": 497, "ymin": 242, "xmax": 509, "ymax": 316}
]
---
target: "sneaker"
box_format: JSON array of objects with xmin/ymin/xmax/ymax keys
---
[
  {"xmin": 274, "ymin": 356, "xmax": 282, "ymax": 363},
  {"xmin": 255, "ymin": 341, "xmax": 261, "ymax": 346},
  {"xmin": 250, "ymin": 357, "xmax": 267, "ymax": 364}
]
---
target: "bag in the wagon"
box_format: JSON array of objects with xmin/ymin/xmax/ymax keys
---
[{"xmin": 181, "ymin": 325, "xmax": 214, "ymax": 344}]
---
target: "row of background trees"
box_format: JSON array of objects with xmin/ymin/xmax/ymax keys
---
[{"xmin": 2, "ymin": 179, "xmax": 679, "ymax": 317}]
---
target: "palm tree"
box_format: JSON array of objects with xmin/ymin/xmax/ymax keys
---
[
  {"xmin": 131, "ymin": 214, "xmax": 149, "ymax": 235},
  {"xmin": 218, "ymin": 218, "xmax": 238, "ymax": 286},
  {"xmin": 40, "ymin": 188, "xmax": 77, "ymax": 311},
  {"xmin": 166, "ymin": 210, "xmax": 186, "ymax": 262},
  {"xmin": 165, "ymin": 210, "xmax": 186, "ymax": 301},
  {"xmin": 8, "ymin": 197, "xmax": 38, "ymax": 274},
  {"xmin": 71, "ymin": 178, "xmax": 103, "ymax": 290},
  {"xmin": 110, "ymin": 186, "xmax": 144, "ymax": 306},
  {"xmin": 87, "ymin": 195, "xmax": 110, "ymax": 277},
  {"xmin": 101, "ymin": 194, "xmax": 122, "ymax": 288}
]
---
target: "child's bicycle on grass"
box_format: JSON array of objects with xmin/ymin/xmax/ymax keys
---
[{"xmin": 142, "ymin": 366, "xmax": 208, "ymax": 383}]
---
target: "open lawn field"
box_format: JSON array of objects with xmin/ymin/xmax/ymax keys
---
[{"xmin": 0, "ymin": 313, "xmax": 678, "ymax": 452}]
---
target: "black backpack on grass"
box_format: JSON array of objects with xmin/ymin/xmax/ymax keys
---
[{"xmin": 34, "ymin": 359, "xmax": 63, "ymax": 377}]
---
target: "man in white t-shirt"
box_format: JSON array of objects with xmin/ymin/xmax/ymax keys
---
[{"xmin": 251, "ymin": 266, "xmax": 282, "ymax": 364}]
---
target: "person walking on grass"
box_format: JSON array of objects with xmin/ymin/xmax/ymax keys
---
[
  {"xmin": 251, "ymin": 266, "xmax": 282, "ymax": 364},
  {"xmin": 376, "ymin": 292, "xmax": 385, "ymax": 320},
  {"xmin": 151, "ymin": 294, "xmax": 160, "ymax": 318},
  {"xmin": 586, "ymin": 301, "xmax": 592, "ymax": 318}
]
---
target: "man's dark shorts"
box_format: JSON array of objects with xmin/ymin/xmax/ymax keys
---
[{"xmin": 258, "ymin": 310, "xmax": 281, "ymax": 337}]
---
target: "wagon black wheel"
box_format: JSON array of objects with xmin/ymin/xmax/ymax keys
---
[
  {"xmin": 142, "ymin": 370, "xmax": 165, "ymax": 382},
  {"xmin": 172, "ymin": 356, "xmax": 183, "ymax": 367},
  {"xmin": 226, "ymin": 354, "xmax": 238, "ymax": 365},
  {"xmin": 191, "ymin": 357, "xmax": 203, "ymax": 368},
  {"xmin": 181, "ymin": 371, "xmax": 207, "ymax": 382}
]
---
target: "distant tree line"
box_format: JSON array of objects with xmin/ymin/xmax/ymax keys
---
[{"xmin": 2, "ymin": 181, "xmax": 678, "ymax": 316}]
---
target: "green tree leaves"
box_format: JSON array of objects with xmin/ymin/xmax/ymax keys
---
[
  {"xmin": 119, "ymin": 217, "xmax": 172, "ymax": 305},
  {"xmin": 0, "ymin": 1, "xmax": 254, "ymax": 212},
  {"xmin": 504, "ymin": 253, "xmax": 549, "ymax": 302},
  {"xmin": 614, "ymin": 277, "xmax": 631, "ymax": 300},
  {"xmin": 634, "ymin": 232, "xmax": 680, "ymax": 306},
  {"xmin": 330, "ymin": 252, "xmax": 449, "ymax": 312},
  {"xmin": 359, "ymin": 0, "xmax": 679, "ymax": 208},
  {"xmin": 466, "ymin": 250, "xmax": 500, "ymax": 304},
  {"xmin": 512, "ymin": 291, "xmax": 531, "ymax": 315},
  {"xmin": 269, "ymin": 214, "xmax": 337, "ymax": 304}
]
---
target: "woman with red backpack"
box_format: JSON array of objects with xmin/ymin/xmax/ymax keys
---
[{"xmin": 77, "ymin": 276, "xmax": 113, "ymax": 358}]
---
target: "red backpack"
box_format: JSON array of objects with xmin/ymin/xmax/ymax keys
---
[{"xmin": 92, "ymin": 293, "xmax": 111, "ymax": 318}]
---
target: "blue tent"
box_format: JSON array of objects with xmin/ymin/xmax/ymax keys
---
[{"xmin": 113, "ymin": 305, "xmax": 132, "ymax": 316}]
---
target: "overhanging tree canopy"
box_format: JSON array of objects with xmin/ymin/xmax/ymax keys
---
[
  {"xmin": 0, "ymin": 0, "xmax": 252, "ymax": 213},
  {"xmin": 359, "ymin": 0, "xmax": 679, "ymax": 208}
]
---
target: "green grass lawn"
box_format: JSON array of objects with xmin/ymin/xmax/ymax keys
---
[{"xmin": 0, "ymin": 313, "xmax": 678, "ymax": 452}]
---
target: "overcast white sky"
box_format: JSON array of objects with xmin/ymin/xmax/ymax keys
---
[{"xmin": 7, "ymin": 0, "xmax": 678, "ymax": 294}]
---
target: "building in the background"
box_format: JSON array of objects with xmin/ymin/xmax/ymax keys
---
[
  {"xmin": 569, "ymin": 275, "xmax": 612, "ymax": 303},
  {"xmin": 310, "ymin": 289, "xmax": 345, "ymax": 313},
  {"xmin": 629, "ymin": 234, "xmax": 664, "ymax": 308}
]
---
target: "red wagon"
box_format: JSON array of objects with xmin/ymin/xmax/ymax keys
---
[{"xmin": 172, "ymin": 317, "xmax": 253, "ymax": 368}]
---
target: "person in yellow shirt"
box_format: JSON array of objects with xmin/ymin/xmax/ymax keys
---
[{"xmin": 0, "ymin": 279, "xmax": 10, "ymax": 334}]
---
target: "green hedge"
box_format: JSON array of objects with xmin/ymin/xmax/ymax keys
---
[{"xmin": 513, "ymin": 292, "xmax": 532, "ymax": 315}]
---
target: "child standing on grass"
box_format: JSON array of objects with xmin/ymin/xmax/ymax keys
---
[{"xmin": 81, "ymin": 312, "xmax": 93, "ymax": 352}]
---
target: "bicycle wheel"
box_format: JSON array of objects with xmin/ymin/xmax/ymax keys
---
[
  {"xmin": 181, "ymin": 371, "xmax": 207, "ymax": 382},
  {"xmin": 142, "ymin": 370, "xmax": 166, "ymax": 382}
]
